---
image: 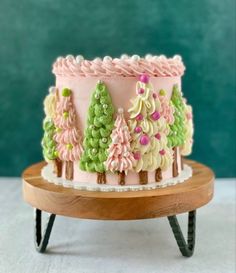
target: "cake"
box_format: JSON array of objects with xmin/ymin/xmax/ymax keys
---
[{"xmin": 41, "ymin": 54, "xmax": 194, "ymax": 191}]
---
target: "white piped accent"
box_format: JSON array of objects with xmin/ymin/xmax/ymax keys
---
[
  {"xmin": 145, "ymin": 54, "xmax": 153, "ymax": 60},
  {"xmin": 66, "ymin": 55, "xmax": 74, "ymax": 60},
  {"xmin": 48, "ymin": 86, "xmax": 55, "ymax": 94},
  {"xmin": 57, "ymin": 56, "xmax": 63, "ymax": 61},
  {"xmin": 94, "ymin": 57, "xmax": 102, "ymax": 62},
  {"xmin": 120, "ymin": 54, "xmax": 129, "ymax": 60},
  {"xmin": 131, "ymin": 55, "xmax": 140, "ymax": 61},
  {"xmin": 174, "ymin": 55, "xmax": 182, "ymax": 61},
  {"xmin": 123, "ymin": 152, "xmax": 129, "ymax": 157},
  {"xmin": 159, "ymin": 55, "xmax": 166, "ymax": 60},
  {"xmin": 103, "ymin": 56, "xmax": 112, "ymax": 62},
  {"xmin": 118, "ymin": 108, "xmax": 124, "ymax": 114},
  {"xmin": 41, "ymin": 164, "xmax": 192, "ymax": 192},
  {"xmin": 112, "ymin": 135, "xmax": 119, "ymax": 144},
  {"xmin": 152, "ymin": 55, "xmax": 159, "ymax": 61},
  {"xmin": 76, "ymin": 55, "xmax": 84, "ymax": 63},
  {"xmin": 111, "ymin": 161, "xmax": 117, "ymax": 168}
]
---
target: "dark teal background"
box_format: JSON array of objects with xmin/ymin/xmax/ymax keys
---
[{"xmin": 0, "ymin": 0, "xmax": 235, "ymax": 177}]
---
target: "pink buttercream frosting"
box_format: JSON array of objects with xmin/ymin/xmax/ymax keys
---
[
  {"xmin": 53, "ymin": 55, "xmax": 185, "ymax": 77},
  {"xmin": 158, "ymin": 93, "xmax": 175, "ymax": 125},
  {"xmin": 54, "ymin": 94, "xmax": 83, "ymax": 161},
  {"xmin": 105, "ymin": 109, "xmax": 135, "ymax": 174},
  {"xmin": 51, "ymin": 58, "xmax": 185, "ymax": 185}
]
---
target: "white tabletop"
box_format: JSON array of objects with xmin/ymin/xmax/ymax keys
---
[{"xmin": 0, "ymin": 178, "xmax": 235, "ymax": 273}]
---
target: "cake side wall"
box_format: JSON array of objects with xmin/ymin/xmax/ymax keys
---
[
  {"xmin": 55, "ymin": 76, "xmax": 181, "ymax": 131},
  {"xmin": 55, "ymin": 75, "xmax": 182, "ymax": 185},
  {"xmin": 61, "ymin": 151, "xmax": 181, "ymax": 185}
]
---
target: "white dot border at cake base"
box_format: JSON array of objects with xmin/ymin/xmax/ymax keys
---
[{"xmin": 41, "ymin": 164, "xmax": 192, "ymax": 192}]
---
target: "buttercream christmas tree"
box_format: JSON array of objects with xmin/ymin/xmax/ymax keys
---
[
  {"xmin": 105, "ymin": 108, "xmax": 135, "ymax": 185},
  {"xmin": 80, "ymin": 81, "xmax": 114, "ymax": 184},
  {"xmin": 128, "ymin": 74, "xmax": 163, "ymax": 184},
  {"xmin": 167, "ymin": 85, "xmax": 186, "ymax": 177},
  {"xmin": 181, "ymin": 101, "xmax": 194, "ymax": 157},
  {"xmin": 54, "ymin": 88, "xmax": 83, "ymax": 180},
  {"xmin": 150, "ymin": 89, "xmax": 174, "ymax": 182},
  {"xmin": 158, "ymin": 89, "xmax": 175, "ymax": 130},
  {"xmin": 41, "ymin": 87, "xmax": 62, "ymax": 177}
]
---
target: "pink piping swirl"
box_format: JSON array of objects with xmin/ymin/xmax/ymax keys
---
[{"xmin": 53, "ymin": 55, "xmax": 185, "ymax": 77}]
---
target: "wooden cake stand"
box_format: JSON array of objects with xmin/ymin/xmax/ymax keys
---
[{"xmin": 22, "ymin": 159, "xmax": 214, "ymax": 257}]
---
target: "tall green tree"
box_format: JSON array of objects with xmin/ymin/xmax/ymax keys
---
[
  {"xmin": 80, "ymin": 81, "xmax": 114, "ymax": 184},
  {"xmin": 168, "ymin": 84, "xmax": 186, "ymax": 176}
]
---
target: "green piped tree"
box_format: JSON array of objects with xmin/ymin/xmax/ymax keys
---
[
  {"xmin": 80, "ymin": 81, "xmax": 114, "ymax": 184},
  {"xmin": 168, "ymin": 85, "xmax": 186, "ymax": 177},
  {"xmin": 42, "ymin": 119, "xmax": 57, "ymax": 161},
  {"xmin": 41, "ymin": 89, "xmax": 62, "ymax": 177}
]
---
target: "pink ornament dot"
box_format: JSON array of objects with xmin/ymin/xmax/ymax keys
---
[
  {"xmin": 135, "ymin": 126, "xmax": 142, "ymax": 133},
  {"xmin": 153, "ymin": 92, "xmax": 157, "ymax": 99},
  {"xmin": 140, "ymin": 135, "xmax": 150, "ymax": 145},
  {"xmin": 133, "ymin": 152, "xmax": 141, "ymax": 160},
  {"xmin": 155, "ymin": 133, "xmax": 161, "ymax": 140},
  {"xmin": 139, "ymin": 73, "xmax": 149, "ymax": 83},
  {"xmin": 159, "ymin": 149, "xmax": 166, "ymax": 156},
  {"xmin": 138, "ymin": 88, "xmax": 145, "ymax": 94},
  {"xmin": 186, "ymin": 112, "xmax": 192, "ymax": 120},
  {"xmin": 151, "ymin": 111, "xmax": 161, "ymax": 121},
  {"xmin": 136, "ymin": 114, "xmax": 143, "ymax": 121}
]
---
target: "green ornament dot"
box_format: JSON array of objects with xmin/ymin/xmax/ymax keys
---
[
  {"xmin": 102, "ymin": 137, "xmax": 107, "ymax": 143},
  {"xmin": 66, "ymin": 143, "xmax": 73, "ymax": 150},
  {"xmin": 92, "ymin": 148, "xmax": 97, "ymax": 154},
  {"xmin": 62, "ymin": 88, "xmax": 71, "ymax": 97},
  {"xmin": 97, "ymin": 82, "xmax": 103, "ymax": 91},
  {"xmin": 63, "ymin": 111, "xmax": 69, "ymax": 118},
  {"xmin": 159, "ymin": 89, "xmax": 166, "ymax": 96},
  {"xmin": 94, "ymin": 93, "xmax": 100, "ymax": 99}
]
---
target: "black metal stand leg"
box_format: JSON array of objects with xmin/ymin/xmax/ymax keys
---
[
  {"xmin": 34, "ymin": 208, "xmax": 56, "ymax": 253},
  {"xmin": 167, "ymin": 210, "xmax": 196, "ymax": 257}
]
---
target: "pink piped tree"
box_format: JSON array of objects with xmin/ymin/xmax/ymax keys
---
[
  {"xmin": 152, "ymin": 89, "xmax": 175, "ymax": 181},
  {"xmin": 105, "ymin": 108, "xmax": 135, "ymax": 185},
  {"xmin": 158, "ymin": 89, "xmax": 175, "ymax": 129},
  {"xmin": 54, "ymin": 88, "xmax": 83, "ymax": 180}
]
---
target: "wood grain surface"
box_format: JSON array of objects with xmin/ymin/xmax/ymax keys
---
[{"xmin": 22, "ymin": 160, "xmax": 214, "ymax": 220}]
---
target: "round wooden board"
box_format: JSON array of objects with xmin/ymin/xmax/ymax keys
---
[{"xmin": 22, "ymin": 159, "xmax": 214, "ymax": 220}]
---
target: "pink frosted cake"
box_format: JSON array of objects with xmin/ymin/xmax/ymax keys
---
[{"xmin": 41, "ymin": 54, "xmax": 194, "ymax": 191}]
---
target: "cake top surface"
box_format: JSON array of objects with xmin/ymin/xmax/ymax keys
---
[{"xmin": 53, "ymin": 54, "xmax": 185, "ymax": 78}]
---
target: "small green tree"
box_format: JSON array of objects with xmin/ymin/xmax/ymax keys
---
[
  {"xmin": 42, "ymin": 119, "xmax": 57, "ymax": 161},
  {"xmin": 41, "ymin": 88, "xmax": 62, "ymax": 177},
  {"xmin": 180, "ymin": 101, "xmax": 194, "ymax": 156},
  {"xmin": 167, "ymin": 85, "xmax": 186, "ymax": 176},
  {"xmin": 80, "ymin": 81, "xmax": 114, "ymax": 184}
]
